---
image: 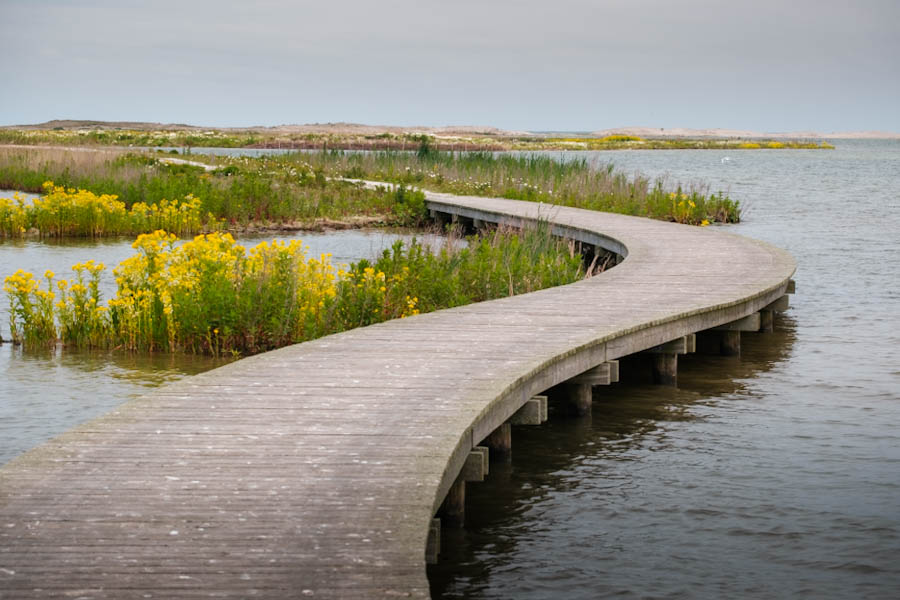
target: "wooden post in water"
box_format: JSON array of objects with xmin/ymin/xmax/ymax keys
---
[
  {"xmin": 438, "ymin": 478, "xmax": 466, "ymax": 528},
  {"xmin": 704, "ymin": 313, "xmax": 760, "ymax": 356},
  {"xmin": 484, "ymin": 423, "xmax": 512, "ymax": 457},
  {"xmin": 759, "ymin": 309, "xmax": 775, "ymax": 332},
  {"xmin": 720, "ymin": 331, "xmax": 741, "ymax": 356},
  {"xmin": 564, "ymin": 382, "xmax": 593, "ymax": 417},
  {"xmin": 652, "ymin": 353, "xmax": 678, "ymax": 386}
]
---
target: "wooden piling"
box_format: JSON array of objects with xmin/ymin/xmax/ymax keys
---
[
  {"xmin": 438, "ymin": 478, "xmax": 466, "ymax": 528},
  {"xmin": 565, "ymin": 382, "xmax": 593, "ymax": 416},
  {"xmin": 720, "ymin": 330, "xmax": 741, "ymax": 356},
  {"xmin": 484, "ymin": 422, "xmax": 512, "ymax": 457},
  {"xmin": 652, "ymin": 353, "xmax": 678, "ymax": 386}
]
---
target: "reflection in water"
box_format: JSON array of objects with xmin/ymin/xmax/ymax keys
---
[
  {"xmin": 0, "ymin": 343, "xmax": 232, "ymax": 464},
  {"xmin": 430, "ymin": 318, "xmax": 798, "ymax": 599}
]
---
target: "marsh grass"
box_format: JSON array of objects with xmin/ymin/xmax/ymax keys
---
[
  {"xmin": 0, "ymin": 147, "xmax": 425, "ymax": 229},
  {"xmin": 301, "ymin": 150, "xmax": 740, "ymax": 224}
]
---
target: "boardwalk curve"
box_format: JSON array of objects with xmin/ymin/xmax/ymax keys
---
[{"xmin": 0, "ymin": 190, "xmax": 795, "ymax": 598}]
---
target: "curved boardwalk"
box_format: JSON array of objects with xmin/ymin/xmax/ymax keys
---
[{"xmin": 0, "ymin": 191, "xmax": 795, "ymax": 598}]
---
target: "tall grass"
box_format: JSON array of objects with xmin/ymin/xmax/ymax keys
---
[
  {"xmin": 4, "ymin": 224, "xmax": 590, "ymax": 355},
  {"xmin": 300, "ymin": 150, "xmax": 740, "ymax": 224}
]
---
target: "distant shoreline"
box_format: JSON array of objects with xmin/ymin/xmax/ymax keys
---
[{"xmin": 1, "ymin": 120, "xmax": 898, "ymax": 140}]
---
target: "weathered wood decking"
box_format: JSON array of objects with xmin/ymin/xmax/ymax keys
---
[{"xmin": 0, "ymin": 191, "xmax": 795, "ymax": 598}]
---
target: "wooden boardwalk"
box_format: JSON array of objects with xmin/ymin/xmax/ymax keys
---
[{"xmin": 0, "ymin": 191, "xmax": 795, "ymax": 598}]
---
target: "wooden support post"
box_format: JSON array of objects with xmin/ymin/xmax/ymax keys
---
[
  {"xmin": 786, "ymin": 279, "xmax": 796, "ymax": 294},
  {"xmin": 483, "ymin": 422, "xmax": 511, "ymax": 457},
  {"xmin": 652, "ymin": 353, "xmax": 678, "ymax": 386},
  {"xmin": 438, "ymin": 478, "xmax": 466, "ymax": 528},
  {"xmin": 720, "ymin": 330, "xmax": 741, "ymax": 356},
  {"xmin": 564, "ymin": 382, "xmax": 592, "ymax": 416},
  {"xmin": 425, "ymin": 518, "xmax": 441, "ymax": 564},
  {"xmin": 759, "ymin": 295, "xmax": 788, "ymax": 333}
]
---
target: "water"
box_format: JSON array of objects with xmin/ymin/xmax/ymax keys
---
[
  {"xmin": 3, "ymin": 142, "xmax": 900, "ymax": 598},
  {"xmin": 0, "ymin": 225, "xmax": 444, "ymax": 464},
  {"xmin": 428, "ymin": 140, "xmax": 900, "ymax": 599}
]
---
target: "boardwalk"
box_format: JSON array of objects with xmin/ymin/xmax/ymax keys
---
[{"xmin": 0, "ymin": 191, "xmax": 795, "ymax": 598}]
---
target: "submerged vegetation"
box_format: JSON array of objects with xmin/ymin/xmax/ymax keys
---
[{"xmin": 4, "ymin": 225, "xmax": 590, "ymax": 354}]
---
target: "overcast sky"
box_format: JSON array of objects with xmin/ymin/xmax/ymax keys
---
[{"xmin": 1, "ymin": 0, "xmax": 897, "ymax": 132}]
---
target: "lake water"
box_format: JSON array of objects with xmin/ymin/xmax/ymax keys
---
[
  {"xmin": 3, "ymin": 141, "xmax": 899, "ymax": 598},
  {"xmin": 428, "ymin": 140, "xmax": 900, "ymax": 599}
]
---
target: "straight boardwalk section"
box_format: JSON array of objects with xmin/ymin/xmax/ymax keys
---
[{"xmin": 0, "ymin": 192, "xmax": 795, "ymax": 598}]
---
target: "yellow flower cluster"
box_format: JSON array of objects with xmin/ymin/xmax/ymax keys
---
[
  {"xmin": 0, "ymin": 194, "xmax": 29, "ymax": 235},
  {"xmin": 107, "ymin": 230, "xmax": 341, "ymax": 353},
  {"xmin": 669, "ymin": 192, "xmax": 698, "ymax": 224},
  {"xmin": 0, "ymin": 182, "xmax": 212, "ymax": 238},
  {"xmin": 3, "ymin": 269, "xmax": 58, "ymax": 345},
  {"xmin": 130, "ymin": 194, "xmax": 209, "ymax": 235}
]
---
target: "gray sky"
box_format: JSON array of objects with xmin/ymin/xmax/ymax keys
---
[{"xmin": 1, "ymin": 0, "xmax": 898, "ymax": 132}]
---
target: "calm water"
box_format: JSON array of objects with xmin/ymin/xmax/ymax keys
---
[
  {"xmin": 3, "ymin": 142, "xmax": 899, "ymax": 598},
  {"xmin": 0, "ymin": 225, "xmax": 443, "ymax": 464},
  {"xmin": 429, "ymin": 140, "xmax": 900, "ymax": 599}
]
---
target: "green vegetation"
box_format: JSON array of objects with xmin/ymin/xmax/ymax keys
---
[
  {"xmin": 0, "ymin": 147, "xmax": 426, "ymax": 231},
  {"xmin": 1, "ymin": 182, "xmax": 213, "ymax": 238},
  {"xmin": 0, "ymin": 145, "xmax": 738, "ymax": 229},
  {"xmin": 298, "ymin": 149, "xmax": 738, "ymax": 224},
  {"xmin": 4, "ymin": 224, "xmax": 590, "ymax": 355},
  {"xmin": 0, "ymin": 128, "xmax": 259, "ymax": 148}
]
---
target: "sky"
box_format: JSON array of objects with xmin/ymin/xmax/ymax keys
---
[{"xmin": 1, "ymin": 0, "xmax": 898, "ymax": 133}]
